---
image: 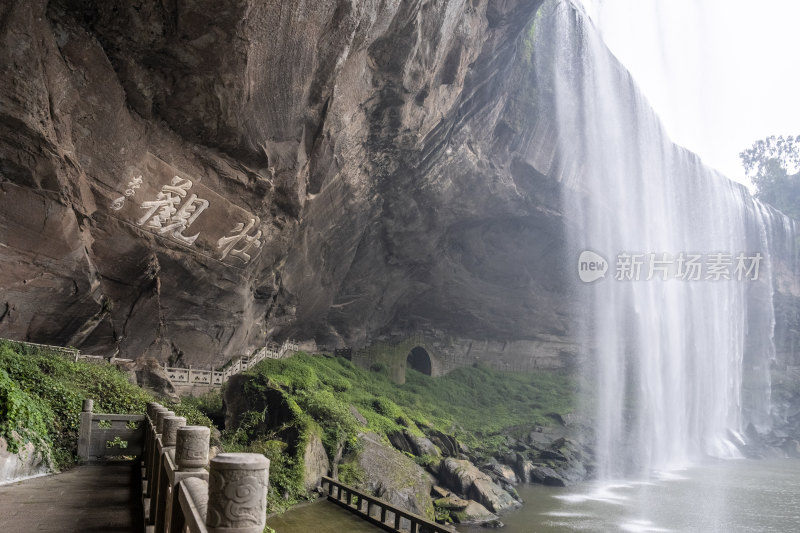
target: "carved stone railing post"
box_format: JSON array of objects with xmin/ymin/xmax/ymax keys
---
[
  {"xmin": 154, "ymin": 416, "xmax": 185, "ymax": 532},
  {"xmin": 168, "ymin": 426, "xmax": 211, "ymax": 533},
  {"xmin": 146, "ymin": 406, "xmax": 168, "ymax": 497},
  {"xmin": 206, "ymin": 453, "xmax": 269, "ymax": 533},
  {"xmin": 77, "ymin": 399, "xmax": 93, "ymax": 460},
  {"xmin": 149, "ymin": 410, "xmax": 174, "ymax": 525},
  {"xmin": 175, "ymin": 426, "xmax": 210, "ymax": 470},
  {"xmin": 144, "ymin": 402, "xmax": 160, "ymax": 481}
]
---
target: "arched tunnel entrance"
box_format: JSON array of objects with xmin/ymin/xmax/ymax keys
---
[{"xmin": 406, "ymin": 346, "xmax": 432, "ymax": 376}]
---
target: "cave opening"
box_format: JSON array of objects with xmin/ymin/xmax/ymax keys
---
[{"xmin": 406, "ymin": 346, "xmax": 432, "ymax": 376}]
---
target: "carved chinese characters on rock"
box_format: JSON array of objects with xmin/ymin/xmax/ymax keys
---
[
  {"xmin": 110, "ymin": 175, "xmax": 143, "ymax": 210},
  {"xmin": 108, "ymin": 154, "xmax": 264, "ymax": 267},
  {"xmin": 137, "ymin": 176, "xmax": 209, "ymax": 246},
  {"xmin": 218, "ymin": 217, "xmax": 263, "ymax": 263}
]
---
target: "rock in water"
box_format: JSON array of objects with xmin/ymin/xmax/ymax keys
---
[
  {"xmin": 528, "ymin": 465, "xmax": 566, "ymax": 487},
  {"xmin": 455, "ymin": 501, "xmax": 499, "ymax": 524}
]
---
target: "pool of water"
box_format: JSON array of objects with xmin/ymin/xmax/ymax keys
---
[
  {"xmin": 267, "ymin": 459, "xmax": 800, "ymax": 533},
  {"xmin": 457, "ymin": 459, "xmax": 800, "ymax": 533},
  {"xmin": 266, "ymin": 497, "xmax": 381, "ymax": 532}
]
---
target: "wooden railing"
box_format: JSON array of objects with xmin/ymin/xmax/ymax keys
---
[
  {"xmin": 321, "ymin": 476, "xmax": 453, "ymax": 533},
  {"xmin": 163, "ymin": 339, "xmax": 299, "ymax": 387},
  {"xmin": 142, "ymin": 401, "xmax": 270, "ymax": 533}
]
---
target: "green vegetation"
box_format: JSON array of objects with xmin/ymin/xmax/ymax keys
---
[
  {"xmin": 740, "ymin": 135, "xmax": 800, "ymax": 219},
  {"xmin": 0, "ymin": 340, "xmax": 153, "ymax": 468},
  {"xmin": 195, "ymin": 352, "xmax": 575, "ymax": 512},
  {"xmin": 1, "ymin": 340, "xmax": 575, "ymax": 517},
  {"xmin": 0, "ymin": 340, "xmax": 211, "ymax": 469}
]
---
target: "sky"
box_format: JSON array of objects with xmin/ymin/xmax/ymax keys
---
[{"xmin": 578, "ymin": 0, "xmax": 800, "ymax": 188}]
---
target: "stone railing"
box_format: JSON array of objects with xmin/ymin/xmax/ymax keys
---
[
  {"xmin": 143, "ymin": 401, "xmax": 270, "ymax": 532},
  {"xmin": 77, "ymin": 399, "xmax": 145, "ymax": 460},
  {"xmin": 322, "ymin": 476, "xmax": 452, "ymax": 533},
  {"xmin": 0, "ymin": 336, "xmax": 298, "ymax": 389},
  {"xmin": 0, "ymin": 337, "xmax": 134, "ymax": 364},
  {"xmin": 163, "ymin": 339, "xmax": 299, "ymax": 387}
]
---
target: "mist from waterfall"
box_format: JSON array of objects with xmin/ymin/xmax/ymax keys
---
[{"xmin": 534, "ymin": 0, "xmax": 795, "ymax": 480}]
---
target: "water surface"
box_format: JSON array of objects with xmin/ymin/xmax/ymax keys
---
[{"xmin": 457, "ymin": 459, "xmax": 800, "ymax": 532}]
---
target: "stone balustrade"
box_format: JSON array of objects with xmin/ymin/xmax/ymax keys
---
[
  {"xmin": 75, "ymin": 400, "xmax": 269, "ymax": 532},
  {"xmin": 163, "ymin": 339, "xmax": 299, "ymax": 388},
  {"xmin": 78, "ymin": 399, "xmax": 145, "ymax": 460},
  {"xmin": 0, "ymin": 337, "xmax": 297, "ymax": 387},
  {"xmin": 142, "ymin": 401, "xmax": 270, "ymax": 533}
]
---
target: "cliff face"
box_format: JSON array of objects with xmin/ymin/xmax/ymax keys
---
[{"xmin": 1, "ymin": 0, "xmax": 578, "ymax": 365}]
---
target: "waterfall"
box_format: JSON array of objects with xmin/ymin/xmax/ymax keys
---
[{"xmin": 533, "ymin": 0, "xmax": 795, "ymax": 479}]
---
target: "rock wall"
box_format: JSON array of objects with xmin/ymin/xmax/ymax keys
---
[
  {"xmin": 1, "ymin": 0, "xmax": 583, "ymax": 367},
  {"xmin": 2, "ymin": 0, "xmax": 796, "ymax": 374},
  {"xmin": 0, "ymin": 436, "xmax": 51, "ymax": 484}
]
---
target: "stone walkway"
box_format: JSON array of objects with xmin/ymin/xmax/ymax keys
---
[{"xmin": 0, "ymin": 461, "xmax": 143, "ymax": 532}]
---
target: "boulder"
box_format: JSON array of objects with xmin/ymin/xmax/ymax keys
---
[
  {"xmin": 452, "ymin": 500, "xmax": 498, "ymax": 524},
  {"xmin": 487, "ymin": 462, "xmax": 517, "ymax": 485},
  {"xmin": 0, "ymin": 435, "xmax": 52, "ymax": 484},
  {"xmin": 439, "ymin": 458, "xmax": 519, "ymax": 513},
  {"xmin": 529, "ymin": 465, "xmax": 566, "ymax": 487},
  {"xmin": 121, "ymin": 357, "xmax": 178, "ymax": 400},
  {"xmin": 349, "ymin": 405, "xmax": 368, "ymax": 426},
  {"xmin": 388, "ymin": 430, "xmax": 441, "ymax": 458},
  {"xmin": 539, "ymin": 449, "xmax": 568, "ymax": 461},
  {"xmin": 303, "ymin": 430, "xmax": 330, "ymax": 491},
  {"xmin": 434, "ymin": 491, "xmax": 498, "ymax": 525},
  {"xmin": 426, "ymin": 429, "xmax": 459, "ymax": 457},
  {"xmin": 349, "ymin": 432, "xmax": 435, "ymax": 519},
  {"xmin": 510, "ymin": 453, "xmax": 535, "ymax": 483},
  {"xmin": 388, "ymin": 431, "xmax": 415, "ymax": 454},
  {"xmin": 409, "ymin": 434, "xmax": 441, "ymax": 458}
]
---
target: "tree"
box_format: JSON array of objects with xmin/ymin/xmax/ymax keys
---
[{"xmin": 740, "ymin": 135, "xmax": 800, "ymax": 220}]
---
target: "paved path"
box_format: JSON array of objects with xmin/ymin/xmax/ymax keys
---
[{"xmin": 0, "ymin": 461, "xmax": 143, "ymax": 532}]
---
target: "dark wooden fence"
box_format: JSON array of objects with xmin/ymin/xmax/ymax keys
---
[{"xmin": 322, "ymin": 476, "xmax": 453, "ymax": 533}]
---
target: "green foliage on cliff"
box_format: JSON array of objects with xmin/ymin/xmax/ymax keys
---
[
  {"xmin": 741, "ymin": 135, "xmax": 800, "ymax": 219},
  {"xmin": 0, "ymin": 340, "xmax": 154, "ymax": 468},
  {"xmin": 209, "ymin": 351, "xmax": 575, "ymax": 512},
  {"xmin": 255, "ymin": 352, "xmax": 574, "ymax": 451}
]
